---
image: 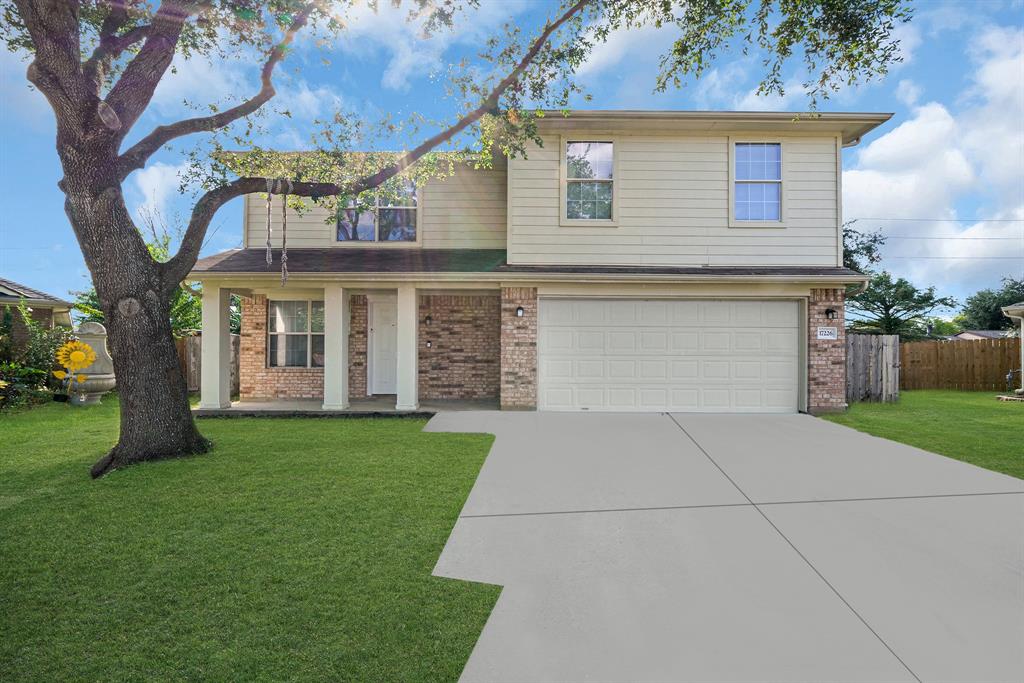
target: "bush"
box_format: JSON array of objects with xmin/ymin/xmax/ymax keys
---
[
  {"xmin": 12, "ymin": 301, "xmax": 73, "ymax": 390},
  {"xmin": 0, "ymin": 361, "xmax": 49, "ymax": 411}
]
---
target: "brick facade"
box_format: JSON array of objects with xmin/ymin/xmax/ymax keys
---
[
  {"xmin": 499, "ymin": 287, "xmax": 538, "ymax": 409},
  {"xmin": 239, "ymin": 295, "xmax": 324, "ymax": 400},
  {"xmin": 240, "ymin": 292, "xmax": 500, "ymax": 403},
  {"xmin": 348, "ymin": 295, "xmax": 368, "ymax": 399},
  {"xmin": 807, "ymin": 288, "xmax": 847, "ymax": 414},
  {"xmin": 4, "ymin": 304, "xmax": 54, "ymax": 346},
  {"xmin": 418, "ymin": 294, "xmax": 500, "ymax": 400}
]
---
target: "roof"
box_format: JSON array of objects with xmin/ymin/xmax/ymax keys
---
[
  {"xmin": 0, "ymin": 277, "xmax": 70, "ymax": 306},
  {"xmin": 1002, "ymin": 302, "xmax": 1024, "ymax": 316},
  {"xmin": 534, "ymin": 110, "xmax": 893, "ymax": 145},
  {"xmin": 191, "ymin": 248, "xmax": 866, "ymax": 282},
  {"xmin": 953, "ymin": 329, "xmax": 1011, "ymax": 339}
]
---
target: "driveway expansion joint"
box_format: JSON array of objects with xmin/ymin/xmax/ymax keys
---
[{"xmin": 664, "ymin": 412, "xmax": 925, "ymax": 683}]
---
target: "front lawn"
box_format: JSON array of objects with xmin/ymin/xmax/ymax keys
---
[
  {"xmin": 822, "ymin": 390, "xmax": 1023, "ymax": 480},
  {"xmin": 0, "ymin": 399, "xmax": 498, "ymax": 681}
]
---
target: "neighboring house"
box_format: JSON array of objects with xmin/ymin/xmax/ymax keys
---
[
  {"xmin": 1002, "ymin": 302, "xmax": 1024, "ymax": 392},
  {"xmin": 0, "ymin": 276, "xmax": 72, "ymax": 346},
  {"xmin": 949, "ymin": 329, "xmax": 1012, "ymax": 340},
  {"xmin": 191, "ymin": 110, "xmax": 890, "ymax": 414}
]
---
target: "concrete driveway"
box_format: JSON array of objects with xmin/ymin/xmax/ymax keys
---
[{"xmin": 425, "ymin": 412, "xmax": 1024, "ymax": 683}]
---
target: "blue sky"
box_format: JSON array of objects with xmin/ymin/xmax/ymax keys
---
[{"xmin": 0, "ymin": 0, "xmax": 1021, "ymax": 310}]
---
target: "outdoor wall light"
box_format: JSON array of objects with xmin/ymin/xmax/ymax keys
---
[
  {"xmin": 516, "ymin": 306, "xmax": 525, "ymax": 317},
  {"xmin": 426, "ymin": 340, "xmax": 432, "ymax": 348},
  {"xmin": 825, "ymin": 308, "xmax": 838, "ymax": 320},
  {"xmin": 425, "ymin": 315, "xmax": 433, "ymax": 326}
]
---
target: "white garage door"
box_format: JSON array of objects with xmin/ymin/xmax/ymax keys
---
[{"xmin": 538, "ymin": 299, "xmax": 801, "ymax": 413}]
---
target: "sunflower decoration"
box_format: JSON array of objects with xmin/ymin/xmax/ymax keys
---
[{"xmin": 56, "ymin": 340, "xmax": 96, "ymax": 372}]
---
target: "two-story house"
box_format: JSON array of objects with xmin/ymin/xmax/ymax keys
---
[{"xmin": 191, "ymin": 110, "xmax": 890, "ymax": 414}]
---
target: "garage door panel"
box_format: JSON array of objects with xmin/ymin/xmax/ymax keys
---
[{"xmin": 539, "ymin": 299, "xmax": 800, "ymax": 413}]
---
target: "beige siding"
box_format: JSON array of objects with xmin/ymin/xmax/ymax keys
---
[
  {"xmin": 242, "ymin": 162, "xmax": 507, "ymax": 249},
  {"xmin": 508, "ymin": 134, "xmax": 839, "ymax": 267}
]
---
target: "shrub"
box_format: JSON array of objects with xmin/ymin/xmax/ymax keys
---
[
  {"xmin": 13, "ymin": 301, "xmax": 73, "ymax": 390},
  {"xmin": 0, "ymin": 361, "xmax": 49, "ymax": 411}
]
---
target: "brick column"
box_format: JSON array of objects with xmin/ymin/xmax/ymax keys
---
[
  {"xmin": 500, "ymin": 287, "xmax": 538, "ymax": 409},
  {"xmin": 808, "ymin": 288, "xmax": 846, "ymax": 414}
]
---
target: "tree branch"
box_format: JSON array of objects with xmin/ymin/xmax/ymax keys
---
[
  {"xmin": 83, "ymin": 20, "xmax": 151, "ymax": 93},
  {"xmin": 118, "ymin": 2, "xmax": 316, "ymax": 177},
  {"xmin": 346, "ymin": 0, "xmax": 593, "ymax": 196},
  {"xmin": 103, "ymin": 1, "xmax": 199, "ymax": 136},
  {"xmin": 162, "ymin": 0, "xmax": 593, "ymax": 286},
  {"xmin": 16, "ymin": 0, "xmax": 91, "ymax": 116}
]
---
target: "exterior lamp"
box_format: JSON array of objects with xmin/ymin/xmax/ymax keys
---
[
  {"xmin": 825, "ymin": 308, "xmax": 838, "ymax": 320},
  {"xmin": 516, "ymin": 306, "xmax": 525, "ymax": 317},
  {"xmin": 426, "ymin": 340, "xmax": 432, "ymax": 348},
  {"xmin": 425, "ymin": 315, "xmax": 433, "ymax": 326}
]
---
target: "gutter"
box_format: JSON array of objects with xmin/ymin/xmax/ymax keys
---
[{"xmin": 188, "ymin": 270, "xmax": 870, "ymax": 286}]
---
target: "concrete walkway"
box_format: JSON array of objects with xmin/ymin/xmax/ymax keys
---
[{"xmin": 426, "ymin": 412, "xmax": 1024, "ymax": 683}]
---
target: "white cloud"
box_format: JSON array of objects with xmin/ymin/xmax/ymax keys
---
[
  {"xmin": 895, "ymin": 78, "xmax": 921, "ymax": 106},
  {"xmin": 130, "ymin": 162, "xmax": 188, "ymax": 222},
  {"xmin": 843, "ymin": 25, "xmax": 1024, "ymax": 298},
  {"xmin": 335, "ymin": 0, "xmax": 526, "ymax": 91},
  {"xmin": 733, "ymin": 77, "xmax": 808, "ymax": 111},
  {"xmin": 576, "ymin": 23, "xmax": 675, "ymax": 79}
]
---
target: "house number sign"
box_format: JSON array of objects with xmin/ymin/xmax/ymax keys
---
[{"xmin": 817, "ymin": 326, "xmax": 838, "ymax": 340}]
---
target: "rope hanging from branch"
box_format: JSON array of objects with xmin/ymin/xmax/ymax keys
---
[
  {"xmin": 264, "ymin": 177, "xmax": 274, "ymax": 266},
  {"xmin": 281, "ymin": 178, "xmax": 293, "ymax": 286}
]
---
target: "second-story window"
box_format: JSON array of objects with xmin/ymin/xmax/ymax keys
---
[
  {"xmin": 566, "ymin": 141, "xmax": 613, "ymax": 220},
  {"xmin": 337, "ymin": 179, "xmax": 417, "ymax": 242},
  {"xmin": 734, "ymin": 142, "xmax": 782, "ymax": 222}
]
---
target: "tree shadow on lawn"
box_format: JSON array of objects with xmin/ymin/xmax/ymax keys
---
[{"xmin": 0, "ymin": 400, "xmax": 499, "ymax": 682}]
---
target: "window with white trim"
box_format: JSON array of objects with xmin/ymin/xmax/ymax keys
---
[
  {"xmin": 267, "ymin": 300, "xmax": 324, "ymax": 368},
  {"xmin": 336, "ymin": 179, "xmax": 417, "ymax": 242},
  {"xmin": 734, "ymin": 142, "xmax": 782, "ymax": 221},
  {"xmin": 566, "ymin": 141, "xmax": 613, "ymax": 220}
]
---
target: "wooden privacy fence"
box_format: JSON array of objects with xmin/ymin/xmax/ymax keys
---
[
  {"xmin": 175, "ymin": 333, "xmax": 240, "ymax": 394},
  {"xmin": 900, "ymin": 338, "xmax": 1020, "ymax": 391},
  {"xmin": 846, "ymin": 334, "xmax": 900, "ymax": 403}
]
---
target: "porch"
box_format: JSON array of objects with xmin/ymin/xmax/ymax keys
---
[
  {"xmin": 198, "ymin": 282, "xmax": 514, "ymax": 412},
  {"xmin": 193, "ymin": 395, "xmax": 499, "ymax": 417}
]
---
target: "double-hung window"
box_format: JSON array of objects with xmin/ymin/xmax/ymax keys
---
[
  {"xmin": 337, "ymin": 179, "xmax": 417, "ymax": 242},
  {"xmin": 734, "ymin": 142, "xmax": 782, "ymax": 222},
  {"xmin": 267, "ymin": 300, "xmax": 325, "ymax": 368},
  {"xmin": 565, "ymin": 141, "xmax": 614, "ymax": 220}
]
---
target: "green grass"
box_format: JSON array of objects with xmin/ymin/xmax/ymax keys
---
[
  {"xmin": 822, "ymin": 390, "xmax": 1024, "ymax": 480},
  {"xmin": 0, "ymin": 398, "xmax": 499, "ymax": 682}
]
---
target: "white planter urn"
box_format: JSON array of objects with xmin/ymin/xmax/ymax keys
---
[{"xmin": 71, "ymin": 322, "xmax": 117, "ymax": 406}]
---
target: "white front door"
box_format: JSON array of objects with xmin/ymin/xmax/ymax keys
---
[
  {"xmin": 538, "ymin": 298, "xmax": 800, "ymax": 413},
  {"xmin": 370, "ymin": 301, "xmax": 398, "ymax": 394}
]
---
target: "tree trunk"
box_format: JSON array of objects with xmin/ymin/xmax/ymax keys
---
[
  {"xmin": 58, "ymin": 153, "xmax": 210, "ymax": 478},
  {"xmin": 88, "ymin": 283, "xmax": 210, "ymax": 478}
]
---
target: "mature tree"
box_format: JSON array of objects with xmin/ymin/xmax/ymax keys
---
[
  {"xmin": 842, "ymin": 220, "xmax": 886, "ymax": 273},
  {"xmin": 956, "ymin": 277, "xmax": 1024, "ymax": 331},
  {"xmin": 3, "ymin": 0, "xmax": 912, "ymax": 476},
  {"xmin": 922, "ymin": 316, "xmax": 961, "ymax": 337},
  {"xmin": 847, "ymin": 271, "xmax": 957, "ymax": 338}
]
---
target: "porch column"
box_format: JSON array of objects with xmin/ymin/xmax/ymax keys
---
[
  {"xmin": 322, "ymin": 285, "xmax": 350, "ymax": 410},
  {"xmin": 199, "ymin": 283, "xmax": 231, "ymax": 409},
  {"xmin": 395, "ymin": 284, "xmax": 419, "ymax": 410}
]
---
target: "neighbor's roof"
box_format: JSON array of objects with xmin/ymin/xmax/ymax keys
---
[
  {"xmin": 191, "ymin": 248, "xmax": 866, "ymax": 283},
  {"xmin": 1001, "ymin": 302, "xmax": 1024, "ymax": 317},
  {"xmin": 0, "ymin": 277, "xmax": 70, "ymax": 306},
  {"xmin": 535, "ymin": 110, "xmax": 893, "ymax": 145},
  {"xmin": 955, "ymin": 329, "xmax": 1012, "ymax": 339}
]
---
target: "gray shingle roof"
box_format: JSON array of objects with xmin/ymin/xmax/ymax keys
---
[
  {"xmin": 192, "ymin": 248, "xmax": 865, "ymax": 279},
  {"xmin": 0, "ymin": 277, "xmax": 70, "ymax": 305}
]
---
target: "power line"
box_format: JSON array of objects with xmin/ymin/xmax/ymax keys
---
[
  {"xmin": 886, "ymin": 255, "xmax": 1024, "ymax": 259},
  {"xmin": 881, "ymin": 236, "xmax": 1021, "ymax": 240},
  {"xmin": 849, "ymin": 217, "xmax": 1024, "ymax": 222}
]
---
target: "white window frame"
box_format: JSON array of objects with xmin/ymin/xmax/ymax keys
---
[
  {"xmin": 335, "ymin": 185, "xmax": 423, "ymax": 248},
  {"xmin": 728, "ymin": 136, "xmax": 788, "ymax": 229},
  {"xmin": 559, "ymin": 136, "xmax": 619, "ymax": 227},
  {"xmin": 266, "ymin": 300, "xmax": 325, "ymax": 369}
]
